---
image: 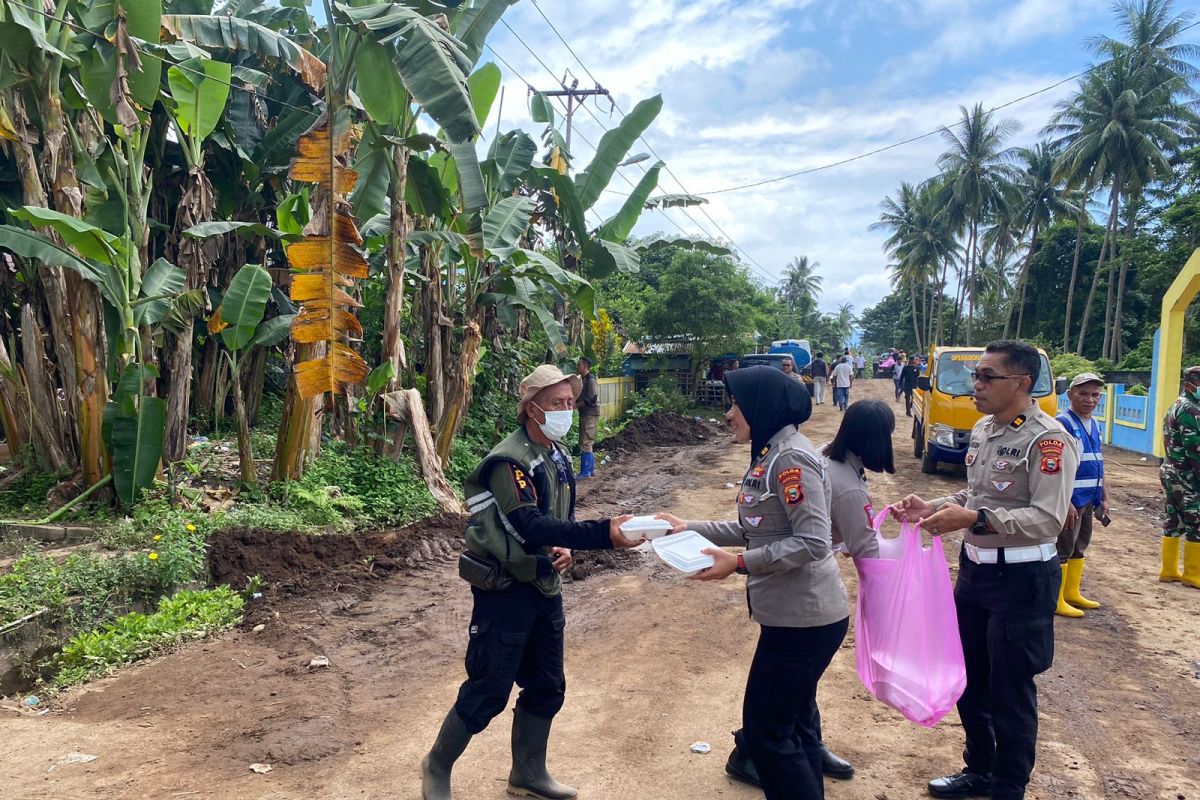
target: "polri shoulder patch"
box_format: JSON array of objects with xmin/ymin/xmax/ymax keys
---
[
  {"xmin": 510, "ymin": 464, "xmax": 537, "ymax": 503},
  {"xmin": 777, "ymin": 466, "xmax": 804, "ymax": 505}
]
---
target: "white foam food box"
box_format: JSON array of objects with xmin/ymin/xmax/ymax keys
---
[
  {"xmin": 652, "ymin": 531, "xmax": 716, "ymax": 576},
  {"xmin": 619, "ymin": 515, "xmax": 673, "ymax": 541}
]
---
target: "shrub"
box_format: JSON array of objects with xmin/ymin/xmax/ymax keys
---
[
  {"xmin": 628, "ymin": 375, "xmax": 690, "ymax": 418},
  {"xmin": 53, "ymin": 586, "xmax": 244, "ymax": 688},
  {"xmin": 1125, "ymin": 383, "xmax": 1149, "ymax": 396},
  {"xmin": 279, "ymin": 442, "xmax": 438, "ymax": 528},
  {"xmin": 1050, "ymin": 353, "xmax": 1101, "ymax": 382}
]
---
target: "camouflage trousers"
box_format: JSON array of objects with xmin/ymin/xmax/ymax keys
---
[{"xmin": 1160, "ymin": 466, "xmax": 1200, "ymax": 542}]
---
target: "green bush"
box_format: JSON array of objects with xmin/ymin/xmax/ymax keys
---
[
  {"xmin": 53, "ymin": 586, "xmax": 244, "ymax": 688},
  {"xmin": 278, "ymin": 442, "xmax": 438, "ymax": 528},
  {"xmin": 1125, "ymin": 383, "xmax": 1149, "ymax": 396},
  {"xmin": 0, "ymin": 468, "xmax": 62, "ymax": 517},
  {"xmin": 628, "ymin": 375, "xmax": 690, "ymax": 418},
  {"xmin": 1050, "ymin": 353, "xmax": 1102, "ymax": 382},
  {"xmin": 1117, "ymin": 337, "xmax": 1154, "ymax": 370}
]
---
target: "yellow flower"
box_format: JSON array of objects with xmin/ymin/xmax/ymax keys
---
[
  {"xmin": 148, "ymin": 552, "xmax": 159, "ymax": 561},
  {"xmin": 185, "ymin": 523, "xmax": 196, "ymax": 532},
  {"xmin": 153, "ymin": 535, "xmax": 162, "ymax": 542}
]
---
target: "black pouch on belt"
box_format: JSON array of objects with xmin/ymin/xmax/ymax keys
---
[{"xmin": 458, "ymin": 550, "xmax": 514, "ymax": 591}]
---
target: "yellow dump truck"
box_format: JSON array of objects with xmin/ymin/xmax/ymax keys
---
[{"xmin": 911, "ymin": 346, "xmax": 1067, "ymax": 474}]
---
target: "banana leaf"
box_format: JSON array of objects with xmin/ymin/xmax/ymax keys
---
[
  {"xmin": 215, "ymin": 264, "xmax": 272, "ymax": 351},
  {"xmin": 598, "ymin": 160, "xmax": 663, "ymax": 243},
  {"xmin": 111, "ymin": 396, "xmax": 167, "ymax": 505},
  {"xmin": 573, "ymin": 95, "xmax": 662, "ymax": 211}
]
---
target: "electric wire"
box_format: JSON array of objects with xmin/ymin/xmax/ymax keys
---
[{"xmin": 502, "ymin": 13, "xmax": 779, "ymax": 284}]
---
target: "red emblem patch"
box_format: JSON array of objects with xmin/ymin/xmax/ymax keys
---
[
  {"xmin": 777, "ymin": 467, "xmax": 804, "ymax": 505},
  {"xmin": 1040, "ymin": 456, "xmax": 1060, "ymax": 475},
  {"xmin": 750, "ymin": 465, "xmax": 766, "ymax": 478},
  {"xmin": 864, "ymin": 503, "xmax": 874, "ymax": 526}
]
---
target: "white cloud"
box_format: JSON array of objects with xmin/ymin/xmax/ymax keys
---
[{"xmin": 475, "ymin": 0, "xmax": 1113, "ymax": 316}]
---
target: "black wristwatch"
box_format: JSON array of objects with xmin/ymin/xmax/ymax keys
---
[{"xmin": 970, "ymin": 509, "xmax": 988, "ymax": 536}]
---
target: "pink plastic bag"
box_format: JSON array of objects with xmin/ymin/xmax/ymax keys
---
[{"xmin": 853, "ymin": 509, "xmax": 966, "ymax": 727}]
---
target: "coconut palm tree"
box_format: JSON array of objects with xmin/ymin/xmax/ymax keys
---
[
  {"xmin": 1003, "ymin": 142, "xmax": 1080, "ymax": 338},
  {"xmin": 778, "ymin": 255, "xmax": 823, "ymax": 327},
  {"xmin": 1047, "ymin": 44, "xmax": 1195, "ymax": 357},
  {"xmin": 937, "ymin": 103, "xmax": 1021, "ymax": 344}
]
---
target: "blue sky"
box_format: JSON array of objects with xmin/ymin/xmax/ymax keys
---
[{"xmin": 477, "ymin": 0, "xmax": 1129, "ymax": 315}]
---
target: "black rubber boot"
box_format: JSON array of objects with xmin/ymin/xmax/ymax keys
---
[
  {"xmin": 421, "ymin": 710, "xmax": 474, "ymax": 800},
  {"xmin": 507, "ymin": 708, "xmax": 577, "ymax": 799},
  {"xmin": 820, "ymin": 743, "xmax": 855, "ymax": 779},
  {"xmin": 724, "ymin": 729, "xmax": 762, "ymax": 788}
]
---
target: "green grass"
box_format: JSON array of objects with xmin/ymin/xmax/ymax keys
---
[{"xmin": 52, "ymin": 586, "xmax": 244, "ymax": 688}]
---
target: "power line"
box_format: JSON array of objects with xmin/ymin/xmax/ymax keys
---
[
  {"xmin": 590, "ymin": 17, "xmax": 1200, "ymax": 197},
  {"xmin": 515, "ymin": 5, "xmax": 780, "ymax": 282}
]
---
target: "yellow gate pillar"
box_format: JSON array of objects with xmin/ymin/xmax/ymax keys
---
[{"xmin": 1153, "ymin": 247, "xmax": 1200, "ymax": 457}]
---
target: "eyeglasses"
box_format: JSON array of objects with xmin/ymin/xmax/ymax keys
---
[{"xmin": 970, "ymin": 370, "xmax": 1030, "ymax": 384}]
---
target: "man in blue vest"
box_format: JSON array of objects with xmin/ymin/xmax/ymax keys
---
[{"xmin": 1054, "ymin": 373, "xmax": 1108, "ymax": 618}]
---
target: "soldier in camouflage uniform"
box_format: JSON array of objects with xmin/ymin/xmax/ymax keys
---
[{"xmin": 1159, "ymin": 365, "xmax": 1200, "ymax": 588}]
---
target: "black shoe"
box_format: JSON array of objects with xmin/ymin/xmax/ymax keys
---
[
  {"xmin": 820, "ymin": 744, "xmax": 854, "ymax": 780},
  {"xmin": 927, "ymin": 769, "xmax": 991, "ymax": 799},
  {"xmin": 724, "ymin": 746, "xmax": 761, "ymax": 788}
]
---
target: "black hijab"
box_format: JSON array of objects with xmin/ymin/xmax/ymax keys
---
[{"xmin": 725, "ymin": 365, "xmax": 812, "ymax": 461}]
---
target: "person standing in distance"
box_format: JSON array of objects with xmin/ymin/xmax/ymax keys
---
[
  {"xmin": 1054, "ymin": 373, "xmax": 1108, "ymax": 617},
  {"xmin": 855, "ymin": 353, "xmax": 866, "ymax": 379},
  {"xmin": 831, "ymin": 356, "xmax": 854, "ymax": 412},
  {"xmin": 1159, "ymin": 365, "xmax": 1200, "ymax": 587},
  {"xmin": 893, "ymin": 340, "xmax": 1075, "ymax": 800},
  {"xmin": 782, "ymin": 356, "xmax": 803, "ymax": 383},
  {"xmin": 811, "ymin": 352, "xmax": 829, "ymax": 405},
  {"xmin": 420, "ymin": 365, "xmax": 638, "ymax": 800},
  {"xmin": 900, "ymin": 356, "xmax": 921, "ymax": 417},
  {"xmin": 892, "ymin": 354, "xmax": 905, "ymax": 401},
  {"xmin": 576, "ymin": 357, "xmax": 600, "ymax": 479}
]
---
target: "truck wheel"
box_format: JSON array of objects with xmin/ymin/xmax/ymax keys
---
[
  {"xmin": 912, "ymin": 419, "xmax": 924, "ymax": 459},
  {"xmin": 921, "ymin": 443, "xmax": 939, "ymax": 475}
]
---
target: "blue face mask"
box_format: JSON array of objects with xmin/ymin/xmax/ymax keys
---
[{"xmin": 1192, "ymin": 387, "xmax": 1200, "ymax": 403}]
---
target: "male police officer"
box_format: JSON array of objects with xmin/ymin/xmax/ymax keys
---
[
  {"xmin": 1159, "ymin": 365, "xmax": 1200, "ymax": 587},
  {"xmin": 421, "ymin": 365, "xmax": 636, "ymax": 800},
  {"xmin": 895, "ymin": 340, "xmax": 1076, "ymax": 800}
]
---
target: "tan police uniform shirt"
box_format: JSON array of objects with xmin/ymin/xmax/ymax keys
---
[
  {"xmin": 824, "ymin": 451, "xmax": 880, "ymax": 559},
  {"xmin": 931, "ymin": 403, "xmax": 1077, "ymax": 548},
  {"xmin": 690, "ymin": 426, "xmax": 849, "ymax": 628}
]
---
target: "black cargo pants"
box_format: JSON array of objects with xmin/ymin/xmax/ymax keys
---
[
  {"xmin": 453, "ymin": 582, "xmax": 566, "ymax": 733},
  {"xmin": 954, "ymin": 551, "xmax": 1058, "ymax": 800}
]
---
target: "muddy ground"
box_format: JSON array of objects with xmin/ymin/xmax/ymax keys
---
[{"xmin": 2, "ymin": 380, "xmax": 1198, "ymax": 800}]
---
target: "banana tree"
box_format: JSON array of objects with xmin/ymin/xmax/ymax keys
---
[
  {"xmin": 207, "ymin": 262, "xmax": 286, "ymax": 487},
  {"xmin": 162, "ymin": 55, "xmax": 232, "ymax": 463}
]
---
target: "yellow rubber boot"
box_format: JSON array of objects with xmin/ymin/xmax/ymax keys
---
[
  {"xmin": 1159, "ymin": 536, "xmax": 1183, "ymax": 582},
  {"xmin": 1055, "ymin": 567, "xmax": 1084, "ymax": 617},
  {"xmin": 1183, "ymin": 541, "xmax": 1200, "ymax": 589},
  {"xmin": 1064, "ymin": 558, "xmax": 1101, "ymax": 609}
]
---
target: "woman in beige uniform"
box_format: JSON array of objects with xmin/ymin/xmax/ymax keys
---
[{"xmin": 658, "ymin": 366, "xmax": 849, "ymax": 800}]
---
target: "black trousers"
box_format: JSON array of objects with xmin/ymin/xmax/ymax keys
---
[
  {"xmin": 742, "ymin": 618, "xmax": 849, "ymax": 800},
  {"xmin": 904, "ymin": 389, "xmax": 914, "ymax": 415},
  {"xmin": 955, "ymin": 552, "xmax": 1058, "ymax": 800},
  {"xmin": 453, "ymin": 583, "xmax": 566, "ymax": 734}
]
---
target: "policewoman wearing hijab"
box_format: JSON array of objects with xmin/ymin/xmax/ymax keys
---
[
  {"xmin": 657, "ymin": 365, "xmax": 850, "ymax": 800},
  {"xmin": 421, "ymin": 365, "xmax": 637, "ymax": 800}
]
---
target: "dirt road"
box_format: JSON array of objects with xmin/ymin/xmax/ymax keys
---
[{"xmin": 2, "ymin": 379, "xmax": 1198, "ymax": 800}]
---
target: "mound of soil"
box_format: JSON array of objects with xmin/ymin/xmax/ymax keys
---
[
  {"xmin": 207, "ymin": 513, "xmax": 468, "ymax": 593},
  {"xmin": 597, "ymin": 411, "xmax": 718, "ymax": 453}
]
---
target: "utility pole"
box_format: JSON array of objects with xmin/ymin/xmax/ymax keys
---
[{"xmin": 531, "ymin": 75, "xmax": 610, "ymax": 155}]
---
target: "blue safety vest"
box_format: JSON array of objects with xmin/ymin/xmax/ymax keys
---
[{"xmin": 1057, "ymin": 410, "xmax": 1104, "ymax": 507}]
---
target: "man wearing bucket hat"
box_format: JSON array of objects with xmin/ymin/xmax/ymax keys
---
[
  {"xmin": 893, "ymin": 340, "xmax": 1076, "ymax": 800},
  {"xmin": 421, "ymin": 364, "xmax": 636, "ymax": 800},
  {"xmin": 1054, "ymin": 373, "xmax": 1108, "ymax": 617}
]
